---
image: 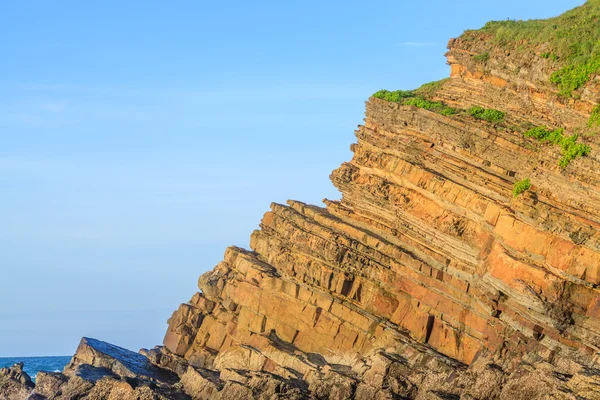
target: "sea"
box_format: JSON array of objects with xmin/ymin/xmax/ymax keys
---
[{"xmin": 0, "ymin": 356, "xmax": 71, "ymax": 381}]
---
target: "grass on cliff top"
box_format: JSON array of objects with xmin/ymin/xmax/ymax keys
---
[
  {"xmin": 524, "ymin": 126, "xmax": 592, "ymax": 167},
  {"xmin": 373, "ymin": 79, "xmax": 457, "ymax": 116},
  {"xmin": 412, "ymin": 78, "xmax": 450, "ymax": 98},
  {"xmin": 473, "ymin": 0, "xmax": 600, "ymax": 97},
  {"xmin": 372, "ymin": 89, "xmax": 413, "ymax": 103}
]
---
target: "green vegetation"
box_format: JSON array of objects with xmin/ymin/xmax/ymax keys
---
[
  {"xmin": 373, "ymin": 82, "xmax": 513, "ymax": 120},
  {"xmin": 559, "ymin": 134, "xmax": 592, "ymax": 167},
  {"xmin": 524, "ymin": 126, "xmax": 591, "ymax": 167},
  {"xmin": 469, "ymin": 106, "xmax": 506, "ymax": 123},
  {"xmin": 372, "ymin": 89, "xmax": 414, "ymax": 102},
  {"xmin": 524, "ymin": 126, "xmax": 565, "ymax": 142},
  {"xmin": 372, "ymin": 80, "xmax": 457, "ymax": 116},
  {"xmin": 404, "ymin": 97, "xmax": 457, "ymax": 116},
  {"xmin": 540, "ymin": 52, "xmax": 559, "ymax": 61},
  {"xmin": 549, "ymin": 57, "xmax": 600, "ymax": 97},
  {"xmin": 588, "ymin": 104, "xmax": 600, "ymax": 127},
  {"xmin": 513, "ymin": 178, "xmax": 531, "ymax": 197},
  {"xmin": 473, "ymin": 52, "xmax": 490, "ymax": 62},
  {"xmin": 475, "ymin": 1, "xmax": 600, "ymax": 97},
  {"xmin": 413, "ymin": 78, "xmax": 450, "ymax": 98}
]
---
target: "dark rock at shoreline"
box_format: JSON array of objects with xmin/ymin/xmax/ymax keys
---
[
  {"xmin": 63, "ymin": 338, "xmax": 179, "ymax": 384},
  {"xmin": 32, "ymin": 338, "xmax": 190, "ymax": 400},
  {"xmin": 0, "ymin": 363, "xmax": 34, "ymax": 400}
]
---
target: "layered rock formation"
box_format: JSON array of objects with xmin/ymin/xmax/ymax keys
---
[{"xmin": 8, "ymin": 2, "xmax": 600, "ymax": 399}]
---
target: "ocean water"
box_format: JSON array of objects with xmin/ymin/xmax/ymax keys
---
[{"xmin": 0, "ymin": 356, "xmax": 71, "ymax": 381}]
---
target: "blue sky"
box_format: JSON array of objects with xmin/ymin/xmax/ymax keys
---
[{"xmin": 0, "ymin": 0, "xmax": 583, "ymax": 356}]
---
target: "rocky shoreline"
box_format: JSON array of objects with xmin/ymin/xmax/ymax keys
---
[{"xmin": 2, "ymin": 334, "xmax": 600, "ymax": 399}]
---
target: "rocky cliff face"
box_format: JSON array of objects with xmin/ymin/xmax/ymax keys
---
[{"xmin": 8, "ymin": 2, "xmax": 600, "ymax": 399}]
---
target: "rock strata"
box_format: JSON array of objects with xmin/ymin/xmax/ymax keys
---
[{"xmin": 7, "ymin": 2, "xmax": 600, "ymax": 399}]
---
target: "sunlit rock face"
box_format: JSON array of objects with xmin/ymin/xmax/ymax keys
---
[
  {"xmin": 9, "ymin": 2, "xmax": 600, "ymax": 399},
  {"xmin": 156, "ymin": 12, "xmax": 600, "ymax": 398}
]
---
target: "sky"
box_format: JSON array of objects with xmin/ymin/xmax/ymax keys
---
[{"xmin": 0, "ymin": 0, "xmax": 584, "ymax": 356}]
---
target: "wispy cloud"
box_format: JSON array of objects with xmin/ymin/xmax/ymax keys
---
[{"xmin": 398, "ymin": 41, "xmax": 439, "ymax": 47}]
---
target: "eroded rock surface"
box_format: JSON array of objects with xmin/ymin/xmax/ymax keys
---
[
  {"xmin": 31, "ymin": 338, "xmax": 189, "ymax": 400},
  {"xmin": 0, "ymin": 363, "xmax": 34, "ymax": 400},
  {"xmin": 6, "ymin": 2, "xmax": 600, "ymax": 399}
]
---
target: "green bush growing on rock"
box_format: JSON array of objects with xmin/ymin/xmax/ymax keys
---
[
  {"xmin": 513, "ymin": 178, "xmax": 531, "ymax": 197},
  {"xmin": 469, "ymin": 106, "xmax": 506, "ymax": 123},
  {"xmin": 588, "ymin": 104, "xmax": 600, "ymax": 127},
  {"xmin": 550, "ymin": 57, "xmax": 600, "ymax": 97},
  {"xmin": 372, "ymin": 89, "xmax": 414, "ymax": 102},
  {"xmin": 404, "ymin": 97, "xmax": 457, "ymax": 116},
  {"xmin": 372, "ymin": 81, "xmax": 457, "ymax": 116},
  {"xmin": 524, "ymin": 126, "xmax": 564, "ymax": 142},
  {"xmin": 524, "ymin": 126, "xmax": 591, "ymax": 167},
  {"xmin": 559, "ymin": 135, "xmax": 592, "ymax": 167}
]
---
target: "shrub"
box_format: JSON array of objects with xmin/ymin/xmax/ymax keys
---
[
  {"xmin": 524, "ymin": 126, "xmax": 592, "ymax": 167},
  {"xmin": 371, "ymin": 83, "xmax": 457, "ymax": 116},
  {"xmin": 513, "ymin": 178, "xmax": 531, "ymax": 197},
  {"xmin": 404, "ymin": 97, "xmax": 457, "ymax": 116},
  {"xmin": 372, "ymin": 89, "xmax": 414, "ymax": 102},
  {"xmin": 549, "ymin": 57, "xmax": 600, "ymax": 97},
  {"xmin": 469, "ymin": 106, "xmax": 506, "ymax": 123},
  {"xmin": 559, "ymin": 139, "xmax": 592, "ymax": 167},
  {"xmin": 524, "ymin": 126, "xmax": 564, "ymax": 143},
  {"xmin": 588, "ymin": 104, "xmax": 600, "ymax": 127},
  {"xmin": 373, "ymin": 79, "xmax": 451, "ymax": 103}
]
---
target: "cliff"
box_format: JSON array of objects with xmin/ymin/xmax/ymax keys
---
[{"xmin": 8, "ymin": 1, "xmax": 600, "ymax": 399}]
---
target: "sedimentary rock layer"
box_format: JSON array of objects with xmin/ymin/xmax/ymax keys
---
[
  {"xmin": 10, "ymin": 2, "xmax": 600, "ymax": 399},
  {"xmin": 151, "ymin": 31, "xmax": 600, "ymax": 398}
]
